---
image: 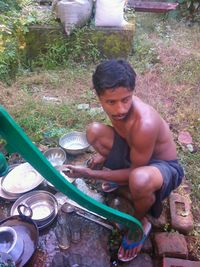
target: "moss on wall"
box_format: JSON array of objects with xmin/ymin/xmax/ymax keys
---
[
  {"xmin": 89, "ymin": 23, "xmax": 135, "ymax": 58},
  {"xmin": 25, "ymin": 21, "xmax": 135, "ymax": 61},
  {"xmin": 25, "ymin": 24, "xmax": 64, "ymax": 60}
]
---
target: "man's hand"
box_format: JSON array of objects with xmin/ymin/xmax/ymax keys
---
[
  {"xmin": 87, "ymin": 153, "xmax": 106, "ymax": 170},
  {"xmin": 63, "ymin": 165, "xmax": 91, "ymax": 179}
]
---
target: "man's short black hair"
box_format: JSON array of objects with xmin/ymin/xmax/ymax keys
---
[{"xmin": 92, "ymin": 59, "xmax": 136, "ymax": 96}]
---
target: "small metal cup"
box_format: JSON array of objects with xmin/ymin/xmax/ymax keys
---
[{"xmin": 61, "ymin": 203, "xmax": 75, "ymax": 214}]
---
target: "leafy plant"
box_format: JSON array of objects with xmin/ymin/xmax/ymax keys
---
[
  {"xmin": 33, "ymin": 26, "xmax": 100, "ymax": 70},
  {"xmin": 180, "ymin": 0, "xmax": 200, "ymax": 20},
  {"xmin": 0, "ymin": 0, "xmax": 57, "ymax": 83},
  {"xmin": 0, "ymin": 0, "xmax": 20, "ymax": 12},
  {"xmin": 169, "ymin": 0, "xmax": 200, "ymax": 21}
]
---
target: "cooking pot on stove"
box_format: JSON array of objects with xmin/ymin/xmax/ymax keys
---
[{"xmin": 0, "ymin": 209, "xmax": 39, "ymax": 267}]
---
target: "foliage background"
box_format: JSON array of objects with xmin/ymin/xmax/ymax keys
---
[{"xmin": 0, "ymin": 0, "xmax": 199, "ymax": 84}]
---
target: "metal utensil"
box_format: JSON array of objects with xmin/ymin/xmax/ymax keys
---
[
  {"xmin": 0, "ymin": 215, "xmax": 39, "ymax": 267},
  {"xmin": 59, "ymin": 131, "xmax": 90, "ymax": 155},
  {"xmin": 63, "ymin": 197, "xmax": 106, "ymax": 220},
  {"xmin": 0, "ymin": 226, "xmax": 24, "ymax": 263},
  {"xmin": 59, "ymin": 199, "xmax": 113, "ymax": 230},
  {"xmin": 10, "ymin": 190, "xmax": 58, "ymax": 230},
  {"xmin": 75, "ymin": 210, "xmax": 113, "ymax": 231},
  {"xmin": 44, "ymin": 147, "xmax": 67, "ymax": 167}
]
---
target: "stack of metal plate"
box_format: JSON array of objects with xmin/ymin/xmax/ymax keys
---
[{"xmin": 0, "ymin": 163, "xmax": 44, "ymax": 201}]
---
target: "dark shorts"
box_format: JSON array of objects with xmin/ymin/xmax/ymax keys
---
[{"xmin": 104, "ymin": 131, "xmax": 184, "ymax": 218}]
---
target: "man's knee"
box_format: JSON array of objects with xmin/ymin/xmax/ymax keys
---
[
  {"xmin": 86, "ymin": 122, "xmax": 104, "ymax": 145},
  {"xmin": 129, "ymin": 168, "xmax": 153, "ymax": 198}
]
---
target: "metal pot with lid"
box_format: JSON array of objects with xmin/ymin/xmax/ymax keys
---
[
  {"xmin": 0, "ymin": 209, "xmax": 39, "ymax": 267},
  {"xmin": 0, "ymin": 226, "xmax": 23, "ymax": 264}
]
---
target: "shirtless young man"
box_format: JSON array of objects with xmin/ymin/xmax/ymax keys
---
[{"xmin": 66, "ymin": 59, "xmax": 184, "ymax": 262}]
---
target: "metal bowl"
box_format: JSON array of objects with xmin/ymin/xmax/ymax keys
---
[
  {"xmin": 59, "ymin": 131, "xmax": 90, "ymax": 155},
  {"xmin": 0, "ymin": 226, "xmax": 24, "ymax": 263},
  {"xmin": 10, "ymin": 191, "xmax": 58, "ymax": 229},
  {"xmin": 23, "ymin": 193, "xmax": 57, "ymax": 223},
  {"xmin": 44, "ymin": 147, "xmax": 67, "ymax": 167}
]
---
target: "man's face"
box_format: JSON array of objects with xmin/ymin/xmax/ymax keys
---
[{"xmin": 98, "ymin": 87, "xmax": 133, "ymax": 121}]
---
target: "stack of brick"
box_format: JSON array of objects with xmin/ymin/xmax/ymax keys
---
[{"xmin": 149, "ymin": 184, "xmax": 200, "ymax": 267}]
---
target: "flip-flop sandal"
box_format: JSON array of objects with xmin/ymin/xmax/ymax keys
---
[
  {"xmin": 102, "ymin": 181, "xmax": 119, "ymax": 192},
  {"xmin": 118, "ymin": 221, "xmax": 152, "ymax": 262}
]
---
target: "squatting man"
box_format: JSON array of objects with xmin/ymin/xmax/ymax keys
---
[{"xmin": 64, "ymin": 59, "xmax": 184, "ymax": 262}]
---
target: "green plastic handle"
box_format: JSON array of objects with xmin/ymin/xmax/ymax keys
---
[{"xmin": 0, "ymin": 105, "xmax": 143, "ymax": 241}]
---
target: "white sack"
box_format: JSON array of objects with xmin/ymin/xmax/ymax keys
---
[
  {"xmin": 57, "ymin": 0, "xmax": 93, "ymax": 35},
  {"xmin": 95, "ymin": 0, "xmax": 126, "ymax": 27}
]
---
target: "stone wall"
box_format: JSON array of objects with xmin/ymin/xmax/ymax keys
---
[{"xmin": 25, "ymin": 21, "xmax": 135, "ymax": 61}]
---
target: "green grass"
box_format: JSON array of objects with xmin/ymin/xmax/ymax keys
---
[
  {"xmin": 129, "ymin": 33, "xmax": 160, "ymax": 74},
  {"xmin": 10, "ymin": 95, "xmax": 107, "ymax": 142},
  {"xmin": 164, "ymin": 56, "xmax": 200, "ymax": 85},
  {"xmin": 180, "ymin": 151, "xmax": 200, "ymax": 199}
]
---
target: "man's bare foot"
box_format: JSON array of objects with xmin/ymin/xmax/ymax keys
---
[{"xmin": 118, "ymin": 217, "xmax": 152, "ymax": 262}]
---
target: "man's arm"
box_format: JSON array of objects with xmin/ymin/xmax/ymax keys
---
[
  {"xmin": 129, "ymin": 120, "xmax": 158, "ymax": 169},
  {"xmin": 65, "ymin": 165, "xmax": 131, "ymax": 184}
]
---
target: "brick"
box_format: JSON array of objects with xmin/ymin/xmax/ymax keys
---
[
  {"xmin": 169, "ymin": 193, "xmax": 194, "ymax": 234},
  {"xmin": 163, "ymin": 257, "xmax": 200, "ymax": 267},
  {"xmin": 154, "ymin": 232, "xmax": 188, "ymax": 258},
  {"xmin": 153, "ymin": 258, "xmax": 162, "ymax": 267},
  {"xmin": 176, "ymin": 180, "xmax": 192, "ymax": 195}
]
